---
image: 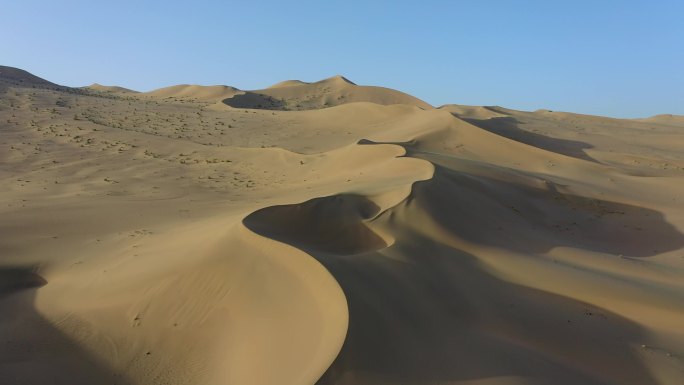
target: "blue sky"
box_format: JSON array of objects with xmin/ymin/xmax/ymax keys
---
[{"xmin": 2, "ymin": 1, "xmax": 683, "ymax": 117}]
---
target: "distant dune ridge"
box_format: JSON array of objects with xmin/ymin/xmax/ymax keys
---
[
  {"xmin": 143, "ymin": 84, "xmax": 240, "ymax": 101},
  {"xmin": 638, "ymin": 114, "xmax": 684, "ymax": 125},
  {"xmin": 84, "ymin": 83, "xmax": 138, "ymax": 93},
  {"xmin": 133, "ymin": 73, "xmax": 433, "ymax": 110},
  {"xmin": 1, "ymin": 65, "xmax": 684, "ymax": 385},
  {"xmin": 222, "ymin": 75, "xmax": 433, "ymax": 110}
]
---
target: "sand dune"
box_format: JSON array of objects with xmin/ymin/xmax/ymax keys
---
[
  {"xmin": 223, "ymin": 75, "xmax": 433, "ymax": 110},
  {"xmin": 439, "ymin": 104, "xmax": 508, "ymax": 120},
  {"xmin": 85, "ymin": 83, "xmax": 138, "ymax": 94},
  {"xmin": 1, "ymin": 66, "xmax": 684, "ymax": 385},
  {"xmin": 144, "ymin": 84, "xmax": 242, "ymax": 102},
  {"xmin": 268, "ymin": 79, "xmax": 310, "ymax": 88},
  {"xmin": 639, "ymin": 114, "xmax": 684, "ymax": 126}
]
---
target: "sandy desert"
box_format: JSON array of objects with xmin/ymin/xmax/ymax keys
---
[{"xmin": 1, "ymin": 65, "xmax": 684, "ymax": 385}]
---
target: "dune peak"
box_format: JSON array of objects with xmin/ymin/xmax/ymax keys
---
[{"xmin": 320, "ymin": 75, "xmax": 356, "ymax": 85}]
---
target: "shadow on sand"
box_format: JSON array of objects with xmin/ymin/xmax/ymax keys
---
[
  {"xmin": 0, "ymin": 267, "xmax": 129, "ymax": 385},
  {"xmin": 222, "ymin": 92, "xmax": 287, "ymax": 110},
  {"xmin": 244, "ymin": 194, "xmax": 387, "ymax": 255},
  {"xmin": 460, "ymin": 115, "xmax": 597, "ymax": 163},
  {"xmin": 415, "ymin": 160, "xmax": 684, "ymax": 259}
]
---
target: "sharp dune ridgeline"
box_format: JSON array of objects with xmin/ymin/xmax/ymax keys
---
[{"xmin": 1, "ymin": 65, "xmax": 684, "ymax": 385}]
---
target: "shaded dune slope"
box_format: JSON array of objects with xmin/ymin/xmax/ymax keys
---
[
  {"xmin": 244, "ymin": 194, "xmax": 387, "ymax": 255},
  {"xmin": 442, "ymin": 105, "xmax": 596, "ymax": 162},
  {"xmin": 0, "ymin": 267, "xmax": 131, "ymax": 384}
]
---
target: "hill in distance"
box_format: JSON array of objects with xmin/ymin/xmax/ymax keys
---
[
  {"xmin": 84, "ymin": 83, "xmax": 138, "ymax": 94},
  {"xmin": 221, "ymin": 74, "xmax": 433, "ymax": 110},
  {"xmin": 0, "ymin": 65, "xmax": 66, "ymax": 91}
]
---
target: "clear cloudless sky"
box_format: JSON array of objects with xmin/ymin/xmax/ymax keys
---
[{"xmin": 2, "ymin": 0, "xmax": 683, "ymax": 117}]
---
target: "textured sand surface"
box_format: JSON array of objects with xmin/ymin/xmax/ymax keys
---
[{"xmin": 1, "ymin": 65, "xmax": 684, "ymax": 385}]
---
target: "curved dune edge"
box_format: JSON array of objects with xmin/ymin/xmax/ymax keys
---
[
  {"xmin": 28, "ymin": 217, "xmax": 351, "ymax": 385},
  {"xmin": 244, "ymin": 137, "xmax": 684, "ymax": 385},
  {"xmin": 20, "ymin": 139, "xmax": 434, "ymax": 385},
  {"xmin": 214, "ymin": 224, "xmax": 351, "ymax": 385},
  {"xmin": 241, "ymin": 157, "xmax": 437, "ymax": 384}
]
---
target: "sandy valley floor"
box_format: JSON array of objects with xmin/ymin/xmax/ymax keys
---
[{"xmin": 1, "ymin": 65, "xmax": 684, "ymax": 385}]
